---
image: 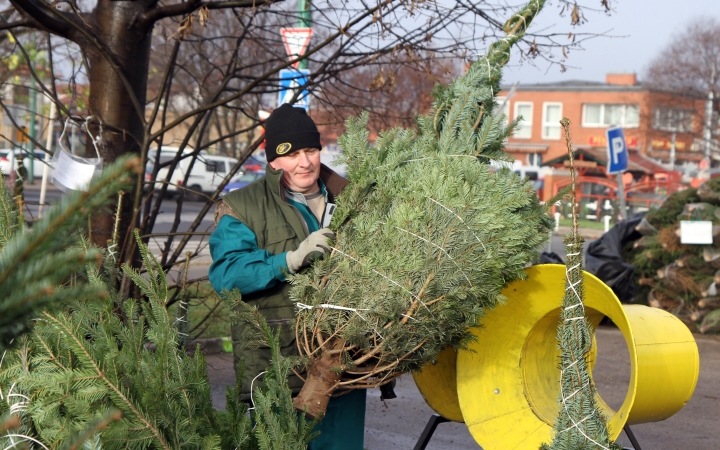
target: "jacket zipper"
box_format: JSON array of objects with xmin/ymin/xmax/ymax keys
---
[{"xmin": 278, "ymin": 177, "xmax": 310, "ymax": 237}]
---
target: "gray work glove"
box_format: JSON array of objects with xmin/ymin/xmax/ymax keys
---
[{"xmin": 286, "ymin": 228, "xmax": 336, "ymax": 273}]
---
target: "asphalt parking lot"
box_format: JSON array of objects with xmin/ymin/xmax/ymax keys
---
[{"xmin": 205, "ymin": 326, "xmax": 720, "ymax": 450}]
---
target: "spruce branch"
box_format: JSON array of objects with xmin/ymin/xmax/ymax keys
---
[
  {"xmin": 41, "ymin": 311, "xmax": 171, "ymax": 450},
  {"xmin": 0, "ymin": 156, "xmax": 140, "ymax": 351},
  {"xmin": 63, "ymin": 409, "xmax": 122, "ymax": 450}
]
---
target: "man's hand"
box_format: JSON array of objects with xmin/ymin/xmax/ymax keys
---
[{"xmin": 286, "ymin": 228, "xmax": 336, "ymax": 273}]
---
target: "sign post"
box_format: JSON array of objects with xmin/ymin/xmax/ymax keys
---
[
  {"xmin": 606, "ymin": 127, "xmax": 629, "ymax": 221},
  {"xmin": 279, "ymin": 28, "xmax": 313, "ymax": 109}
]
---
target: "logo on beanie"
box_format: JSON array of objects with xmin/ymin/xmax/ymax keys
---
[{"xmin": 276, "ymin": 142, "xmax": 292, "ymax": 155}]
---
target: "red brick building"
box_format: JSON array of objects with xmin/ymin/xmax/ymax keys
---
[
  {"xmin": 498, "ymin": 74, "xmax": 708, "ymax": 218},
  {"xmin": 500, "ymin": 73, "xmax": 709, "ymax": 165}
]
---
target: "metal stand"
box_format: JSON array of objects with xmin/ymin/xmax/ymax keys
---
[
  {"xmin": 413, "ymin": 414, "xmax": 450, "ymax": 450},
  {"xmin": 412, "ymin": 415, "xmax": 644, "ymax": 450},
  {"xmin": 623, "ymin": 424, "xmax": 643, "ymax": 450}
]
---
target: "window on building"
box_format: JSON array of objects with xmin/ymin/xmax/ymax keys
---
[
  {"xmin": 542, "ymin": 103, "xmax": 562, "ymax": 139},
  {"xmin": 652, "ymin": 107, "xmax": 694, "ymax": 132},
  {"xmin": 527, "ymin": 153, "xmax": 543, "ymax": 167},
  {"xmin": 582, "ymin": 104, "xmax": 640, "ymax": 128},
  {"xmin": 495, "ymin": 96, "xmax": 510, "ymax": 121},
  {"xmin": 513, "ymin": 102, "xmax": 533, "ymax": 139}
]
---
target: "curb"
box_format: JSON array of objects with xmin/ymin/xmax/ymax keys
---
[
  {"xmin": 553, "ymin": 226, "xmax": 604, "ymax": 240},
  {"xmin": 145, "ymin": 336, "xmax": 232, "ymax": 355},
  {"xmin": 186, "ymin": 336, "xmax": 232, "ymax": 355}
]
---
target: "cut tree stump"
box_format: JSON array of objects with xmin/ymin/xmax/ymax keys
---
[{"xmin": 293, "ymin": 337, "xmax": 345, "ymax": 420}]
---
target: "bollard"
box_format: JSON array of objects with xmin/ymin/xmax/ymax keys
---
[
  {"xmin": 603, "ymin": 215, "xmax": 611, "ymax": 232},
  {"xmin": 553, "ymin": 212, "xmax": 560, "ymax": 231}
]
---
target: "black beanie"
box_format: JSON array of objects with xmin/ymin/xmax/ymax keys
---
[{"xmin": 264, "ymin": 104, "xmax": 322, "ymax": 161}]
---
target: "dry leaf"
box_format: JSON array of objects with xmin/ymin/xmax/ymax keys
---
[
  {"xmin": 570, "ymin": 3, "xmax": 580, "ymax": 25},
  {"xmin": 172, "ymin": 14, "xmax": 195, "ymax": 40},
  {"xmin": 198, "ymin": 5, "xmax": 210, "ymax": 27},
  {"xmin": 370, "ymin": 70, "xmax": 386, "ymax": 90},
  {"xmin": 386, "ymin": 71, "xmax": 396, "ymax": 93}
]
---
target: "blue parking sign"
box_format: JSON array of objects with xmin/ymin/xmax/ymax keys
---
[
  {"xmin": 606, "ymin": 127, "xmax": 628, "ymax": 174},
  {"xmin": 278, "ymin": 69, "xmax": 310, "ymax": 110}
]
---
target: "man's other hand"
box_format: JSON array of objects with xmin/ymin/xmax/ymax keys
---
[{"xmin": 286, "ymin": 228, "xmax": 336, "ymax": 273}]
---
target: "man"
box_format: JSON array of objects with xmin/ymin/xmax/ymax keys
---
[{"xmin": 209, "ymin": 104, "xmax": 365, "ymax": 449}]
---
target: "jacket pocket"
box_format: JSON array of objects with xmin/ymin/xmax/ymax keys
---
[
  {"xmin": 265, "ymin": 224, "xmax": 296, "ymax": 248},
  {"xmin": 266, "ymin": 318, "xmax": 297, "ymax": 348}
]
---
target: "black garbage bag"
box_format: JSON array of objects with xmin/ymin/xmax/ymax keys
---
[
  {"xmin": 584, "ymin": 214, "xmax": 644, "ymax": 303},
  {"xmin": 539, "ymin": 251, "xmax": 565, "ymax": 264}
]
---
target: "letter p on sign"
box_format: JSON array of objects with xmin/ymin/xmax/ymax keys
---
[
  {"xmin": 612, "ymin": 137, "xmax": 624, "ymax": 164},
  {"xmin": 606, "ymin": 127, "xmax": 628, "ymax": 174}
]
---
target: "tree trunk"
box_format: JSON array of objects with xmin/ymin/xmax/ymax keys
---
[
  {"xmin": 85, "ymin": 0, "xmax": 151, "ymax": 248},
  {"xmin": 293, "ymin": 337, "xmax": 345, "ymax": 420}
]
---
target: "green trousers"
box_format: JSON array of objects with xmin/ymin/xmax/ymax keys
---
[{"xmin": 308, "ymin": 389, "xmax": 367, "ymax": 450}]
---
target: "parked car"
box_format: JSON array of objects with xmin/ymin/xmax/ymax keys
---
[
  {"xmin": 0, "ymin": 149, "xmax": 51, "ymax": 178},
  {"xmin": 221, "ymin": 171, "xmax": 265, "ymax": 195},
  {"xmin": 241, "ymin": 155, "xmax": 266, "ymax": 172},
  {"xmin": 151, "ymin": 147, "xmax": 239, "ymax": 199}
]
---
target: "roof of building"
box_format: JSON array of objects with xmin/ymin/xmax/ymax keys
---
[
  {"xmin": 542, "ymin": 147, "xmax": 668, "ymax": 174},
  {"xmin": 501, "ymin": 80, "xmax": 646, "ymax": 93}
]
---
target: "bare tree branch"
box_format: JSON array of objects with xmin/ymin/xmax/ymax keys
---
[
  {"xmin": 7, "ymin": 0, "xmax": 75, "ymax": 38},
  {"xmin": 147, "ymin": 0, "xmax": 394, "ymax": 143},
  {"xmin": 139, "ymin": 0, "xmax": 277, "ymax": 29},
  {"xmin": 0, "ymin": 20, "xmax": 29, "ymax": 30}
]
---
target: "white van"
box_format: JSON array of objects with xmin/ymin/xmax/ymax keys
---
[{"xmin": 149, "ymin": 147, "xmax": 238, "ymax": 199}]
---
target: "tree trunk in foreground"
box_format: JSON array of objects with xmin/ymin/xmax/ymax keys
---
[
  {"xmin": 86, "ymin": 0, "xmax": 151, "ymax": 248},
  {"xmin": 293, "ymin": 338, "xmax": 345, "ymax": 420}
]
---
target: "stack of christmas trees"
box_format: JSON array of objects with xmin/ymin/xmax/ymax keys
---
[
  {"xmin": 0, "ymin": 159, "xmax": 314, "ymax": 449},
  {"xmin": 630, "ymin": 178, "xmax": 720, "ymax": 333}
]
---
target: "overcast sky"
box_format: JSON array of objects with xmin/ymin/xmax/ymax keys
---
[{"xmin": 501, "ymin": 0, "xmax": 720, "ymax": 85}]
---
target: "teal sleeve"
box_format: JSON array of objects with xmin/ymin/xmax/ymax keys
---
[{"xmin": 209, "ymin": 215, "xmax": 289, "ymax": 295}]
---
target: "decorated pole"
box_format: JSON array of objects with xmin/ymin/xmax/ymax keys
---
[{"xmin": 540, "ymin": 118, "xmax": 621, "ymax": 450}]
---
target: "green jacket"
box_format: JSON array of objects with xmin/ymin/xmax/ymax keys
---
[{"xmin": 210, "ymin": 164, "xmax": 348, "ymax": 400}]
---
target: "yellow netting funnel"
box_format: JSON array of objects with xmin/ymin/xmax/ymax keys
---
[{"xmin": 413, "ymin": 264, "xmax": 699, "ymax": 449}]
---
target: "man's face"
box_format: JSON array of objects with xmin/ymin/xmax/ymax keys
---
[{"xmin": 269, "ymin": 148, "xmax": 321, "ymax": 194}]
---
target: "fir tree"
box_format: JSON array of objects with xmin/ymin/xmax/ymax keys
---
[
  {"xmin": 1, "ymin": 229, "xmax": 313, "ymax": 449},
  {"xmin": 287, "ymin": 0, "xmax": 553, "ymax": 418},
  {"xmin": 226, "ymin": 294, "xmax": 320, "ymax": 449},
  {"xmin": 0, "ymin": 156, "xmax": 141, "ymax": 352},
  {"xmin": 540, "ymin": 119, "xmax": 621, "ymax": 450},
  {"xmin": 627, "ymin": 178, "xmax": 720, "ymax": 332}
]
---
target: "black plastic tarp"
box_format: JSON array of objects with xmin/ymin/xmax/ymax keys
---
[
  {"xmin": 584, "ymin": 214, "xmax": 644, "ymax": 303},
  {"xmin": 539, "ymin": 251, "xmax": 565, "ymax": 265}
]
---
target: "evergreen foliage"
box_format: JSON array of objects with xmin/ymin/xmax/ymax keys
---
[
  {"xmin": 287, "ymin": 0, "xmax": 553, "ymax": 412},
  {"xmin": 540, "ymin": 119, "xmax": 620, "ymax": 450},
  {"xmin": 0, "ymin": 157, "xmax": 140, "ymax": 352},
  {"xmin": 1, "ymin": 225, "xmax": 311, "ymax": 449},
  {"xmin": 225, "ymin": 293, "xmax": 319, "ymax": 449},
  {"xmin": 630, "ymin": 181, "xmax": 720, "ymax": 333},
  {"xmin": 644, "ymin": 188, "xmax": 700, "ymax": 229}
]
